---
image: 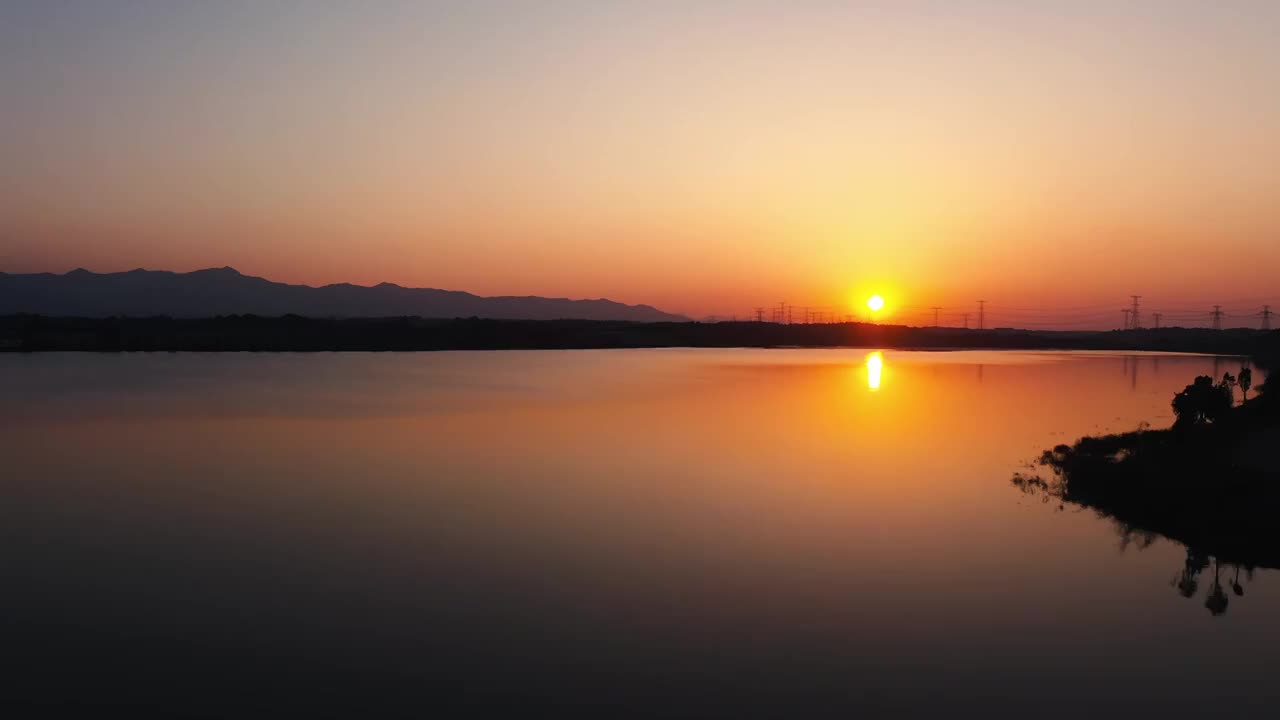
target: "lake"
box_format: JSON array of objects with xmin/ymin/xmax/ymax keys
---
[{"xmin": 3, "ymin": 349, "xmax": 1277, "ymax": 716}]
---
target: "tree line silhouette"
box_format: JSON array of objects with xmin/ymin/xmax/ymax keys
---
[{"xmin": 1, "ymin": 314, "xmax": 1276, "ymax": 354}]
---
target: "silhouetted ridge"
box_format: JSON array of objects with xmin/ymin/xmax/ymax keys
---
[{"xmin": 0, "ymin": 267, "xmax": 688, "ymax": 321}]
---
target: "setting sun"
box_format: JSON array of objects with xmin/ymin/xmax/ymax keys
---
[{"xmin": 867, "ymin": 295, "xmax": 886, "ymax": 312}]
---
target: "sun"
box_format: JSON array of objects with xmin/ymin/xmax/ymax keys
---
[{"xmin": 866, "ymin": 294, "xmax": 885, "ymax": 312}]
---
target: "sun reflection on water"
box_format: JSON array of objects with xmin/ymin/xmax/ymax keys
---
[{"xmin": 866, "ymin": 351, "xmax": 883, "ymax": 391}]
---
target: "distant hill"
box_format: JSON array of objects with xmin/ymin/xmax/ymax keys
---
[{"xmin": 0, "ymin": 267, "xmax": 688, "ymax": 322}]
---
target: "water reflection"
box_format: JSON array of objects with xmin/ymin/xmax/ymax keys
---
[
  {"xmin": 1011, "ymin": 500, "xmax": 1270, "ymax": 618},
  {"xmin": 865, "ymin": 351, "xmax": 883, "ymax": 391},
  {"xmin": 1175, "ymin": 552, "xmax": 1254, "ymax": 616},
  {"xmin": 3, "ymin": 350, "xmax": 1277, "ymax": 713}
]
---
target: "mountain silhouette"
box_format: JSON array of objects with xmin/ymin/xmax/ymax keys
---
[{"xmin": 0, "ymin": 267, "xmax": 687, "ymax": 321}]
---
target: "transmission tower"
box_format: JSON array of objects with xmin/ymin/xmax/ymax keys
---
[
  {"xmin": 1152, "ymin": 312, "xmax": 1162, "ymax": 329},
  {"xmin": 754, "ymin": 307, "xmax": 765, "ymax": 322},
  {"xmin": 1129, "ymin": 295, "xmax": 1142, "ymax": 329},
  {"xmin": 962, "ymin": 313, "xmax": 970, "ymax": 329},
  {"xmin": 977, "ymin": 300, "xmax": 986, "ymax": 330},
  {"xmin": 1211, "ymin": 305, "xmax": 1224, "ymax": 331},
  {"xmin": 1261, "ymin": 305, "xmax": 1273, "ymax": 331},
  {"xmin": 930, "ymin": 306, "xmax": 942, "ymax": 327}
]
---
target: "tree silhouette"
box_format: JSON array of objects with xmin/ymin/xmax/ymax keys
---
[
  {"xmin": 1239, "ymin": 367, "xmax": 1252, "ymax": 401},
  {"xmin": 1171, "ymin": 375, "xmax": 1233, "ymax": 427}
]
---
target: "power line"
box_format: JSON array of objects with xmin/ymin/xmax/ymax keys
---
[
  {"xmin": 734, "ymin": 297, "xmax": 1274, "ymax": 330},
  {"xmin": 985, "ymin": 302, "xmax": 1119, "ymax": 312}
]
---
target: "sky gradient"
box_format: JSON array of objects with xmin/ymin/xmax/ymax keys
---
[{"xmin": 3, "ymin": 1, "xmax": 1278, "ymax": 324}]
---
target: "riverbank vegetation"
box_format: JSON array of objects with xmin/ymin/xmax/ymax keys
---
[
  {"xmin": 1013, "ymin": 342, "xmax": 1280, "ymax": 614},
  {"xmin": 2, "ymin": 314, "xmax": 1276, "ymax": 354}
]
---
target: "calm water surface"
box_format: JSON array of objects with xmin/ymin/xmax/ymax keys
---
[{"xmin": 3, "ymin": 349, "xmax": 1276, "ymax": 716}]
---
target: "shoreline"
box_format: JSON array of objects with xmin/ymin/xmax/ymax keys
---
[{"xmin": 3, "ymin": 315, "xmax": 1276, "ymax": 355}]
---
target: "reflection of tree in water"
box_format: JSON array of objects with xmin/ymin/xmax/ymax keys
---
[
  {"xmin": 1016, "ymin": 466, "xmax": 1260, "ymax": 617},
  {"xmin": 1171, "ymin": 551, "xmax": 1253, "ymax": 616},
  {"xmin": 1173, "ymin": 551, "xmax": 1204, "ymax": 599}
]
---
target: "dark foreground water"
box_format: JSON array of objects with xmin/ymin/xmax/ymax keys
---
[{"xmin": 2, "ymin": 350, "xmax": 1276, "ymax": 717}]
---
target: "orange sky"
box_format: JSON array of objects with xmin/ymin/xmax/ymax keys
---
[{"xmin": 2, "ymin": 2, "xmax": 1278, "ymax": 324}]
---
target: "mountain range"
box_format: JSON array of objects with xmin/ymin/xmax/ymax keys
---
[{"xmin": 0, "ymin": 267, "xmax": 687, "ymax": 322}]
